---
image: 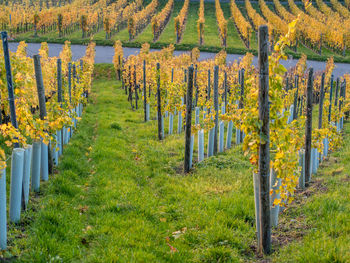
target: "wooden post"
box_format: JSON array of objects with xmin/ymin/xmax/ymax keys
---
[
  {"xmin": 2, "ymin": 31, "xmax": 26, "ymax": 211},
  {"xmin": 328, "ymin": 75, "xmax": 334, "ymax": 123},
  {"xmin": 184, "ymin": 66, "xmax": 194, "ymax": 173},
  {"xmin": 33, "ymin": 55, "xmax": 48, "ymax": 121},
  {"xmin": 334, "ymin": 78, "xmax": 340, "ymax": 107},
  {"xmin": 238, "ymin": 69, "xmax": 241, "ymax": 84},
  {"xmin": 143, "ymin": 60, "xmax": 147, "ymax": 122},
  {"xmin": 318, "ymin": 73, "xmax": 325, "ymax": 129},
  {"xmin": 1, "ymin": 31, "xmax": 19, "ymax": 147},
  {"xmin": 293, "ymin": 75, "xmax": 299, "ymax": 120},
  {"xmin": 224, "ymin": 71, "xmax": 227, "ymax": 109},
  {"xmin": 34, "ymin": 54, "xmax": 51, "ymax": 180},
  {"xmin": 285, "ymin": 77, "xmax": 289, "ymax": 92},
  {"xmin": 73, "ymin": 64, "xmax": 77, "ymax": 87},
  {"xmin": 135, "ymin": 85, "xmax": 138, "ymax": 110},
  {"xmin": 57, "ymin": 58, "xmax": 63, "ymax": 103},
  {"xmin": 184, "ymin": 69, "xmax": 187, "ymax": 105},
  {"xmin": 118, "ymin": 55, "xmax": 121, "ymax": 80},
  {"xmin": 128, "ymin": 66, "xmax": 133, "ymax": 109},
  {"xmin": 68, "ymin": 62, "xmax": 72, "ymax": 103},
  {"xmin": 339, "ymin": 80, "xmax": 345, "ymax": 112},
  {"xmin": 305, "ymin": 68, "xmax": 314, "ymax": 185},
  {"xmin": 257, "ymin": 25, "xmax": 271, "ymax": 255},
  {"xmin": 156, "ymin": 63, "xmax": 162, "ymax": 140},
  {"xmin": 171, "ymin": 68, "xmax": 174, "ymax": 83},
  {"xmin": 207, "ymin": 69, "xmax": 211, "ymax": 101},
  {"xmin": 195, "ymin": 65, "xmax": 198, "ymax": 107},
  {"xmin": 123, "ymin": 66, "xmax": 127, "ymax": 94},
  {"xmin": 239, "ymin": 69, "xmax": 245, "ymax": 143},
  {"xmin": 213, "ymin": 65, "xmax": 219, "ymax": 154},
  {"xmin": 134, "ymin": 65, "xmax": 138, "ymax": 110}
]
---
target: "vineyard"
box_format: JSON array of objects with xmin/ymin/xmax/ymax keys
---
[
  {"xmin": 0, "ymin": 0, "xmax": 350, "ymax": 262},
  {"xmin": 1, "ymin": 0, "xmax": 350, "ymax": 62}
]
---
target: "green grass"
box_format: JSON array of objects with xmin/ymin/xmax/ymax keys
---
[
  {"xmin": 179, "ymin": 2, "xmax": 199, "ymax": 46},
  {"xmin": 157, "ymin": 0, "xmax": 183, "ymax": 44},
  {"xmin": 2, "ymin": 64, "xmax": 349, "ymax": 262},
  {"xmin": 202, "ymin": 2, "xmax": 224, "ymax": 48}
]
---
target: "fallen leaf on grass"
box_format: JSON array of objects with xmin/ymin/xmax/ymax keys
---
[
  {"xmin": 331, "ymin": 167, "xmax": 344, "ymax": 176},
  {"xmin": 165, "ymin": 237, "xmax": 178, "ymax": 253},
  {"xmin": 167, "ymin": 243, "xmax": 177, "ymax": 253}
]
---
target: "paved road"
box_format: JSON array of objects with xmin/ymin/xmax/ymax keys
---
[{"xmin": 9, "ymin": 42, "xmax": 349, "ymax": 78}]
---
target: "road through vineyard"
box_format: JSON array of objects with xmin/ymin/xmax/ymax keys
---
[{"xmin": 8, "ymin": 42, "xmax": 350, "ymax": 77}]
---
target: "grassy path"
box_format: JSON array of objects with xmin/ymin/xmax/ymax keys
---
[
  {"xmin": 181, "ymin": 2, "xmax": 199, "ymax": 46},
  {"xmin": 202, "ymin": 2, "xmax": 223, "ymax": 48},
  {"xmin": 157, "ymin": 0, "xmax": 183, "ymax": 44},
  {"xmin": 9, "ymin": 65, "xmax": 256, "ymax": 262},
  {"xmin": 6, "ymin": 65, "xmax": 349, "ymax": 262}
]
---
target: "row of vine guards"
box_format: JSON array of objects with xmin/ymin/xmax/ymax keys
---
[{"xmin": 0, "ymin": 33, "xmax": 91, "ymax": 250}]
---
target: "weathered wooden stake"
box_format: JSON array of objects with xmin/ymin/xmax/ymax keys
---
[
  {"xmin": 1, "ymin": 31, "xmax": 19, "ymax": 146},
  {"xmin": 334, "ymin": 78, "xmax": 340, "ymax": 107},
  {"xmin": 213, "ymin": 65, "xmax": 219, "ymax": 154},
  {"xmin": 224, "ymin": 71, "xmax": 228, "ymax": 109},
  {"xmin": 318, "ymin": 73, "xmax": 325, "ymax": 129},
  {"xmin": 134, "ymin": 65, "xmax": 138, "ymax": 109},
  {"xmin": 1, "ymin": 31, "xmax": 26, "ymax": 212},
  {"xmin": 328, "ymin": 75, "xmax": 334, "ymax": 123},
  {"xmin": 33, "ymin": 55, "xmax": 50, "ymax": 182},
  {"xmin": 239, "ymin": 69, "xmax": 245, "ymax": 143},
  {"xmin": 128, "ymin": 66, "xmax": 133, "ymax": 109},
  {"xmin": 171, "ymin": 68, "xmax": 174, "ymax": 83},
  {"xmin": 156, "ymin": 63, "xmax": 162, "ymax": 140},
  {"xmin": 293, "ymin": 75, "xmax": 299, "ymax": 120},
  {"xmin": 257, "ymin": 25, "xmax": 271, "ymax": 255},
  {"xmin": 195, "ymin": 65, "xmax": 198, "ymax": 107},
  {"xmin": 305, "ymin": 68, "xmax": 314, "ymax": 185},
  {"xmin": 57, "ymin": 59, "xmax": 63, "ymax": 103},
  {"xmin": 184, "ymin": 66, "xmax": 194, "ymax": 173},
  {"xmin": 68, "ymin": 62, "xmax": 72, "ymax": 103},
  {"xmin": 143, "ymin": 60, "xmax": 147, "ymax": 122},
  {"xmin": 207, "ymin": 69, "xmax": 211, "ymax": 101},
  {"xmin": 33, "ymin": 56, "xmax": 48, "ymax": 120},
  {"xmin": 118, "ymin": 55, "xmax": 121, "ymax": 80}
]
